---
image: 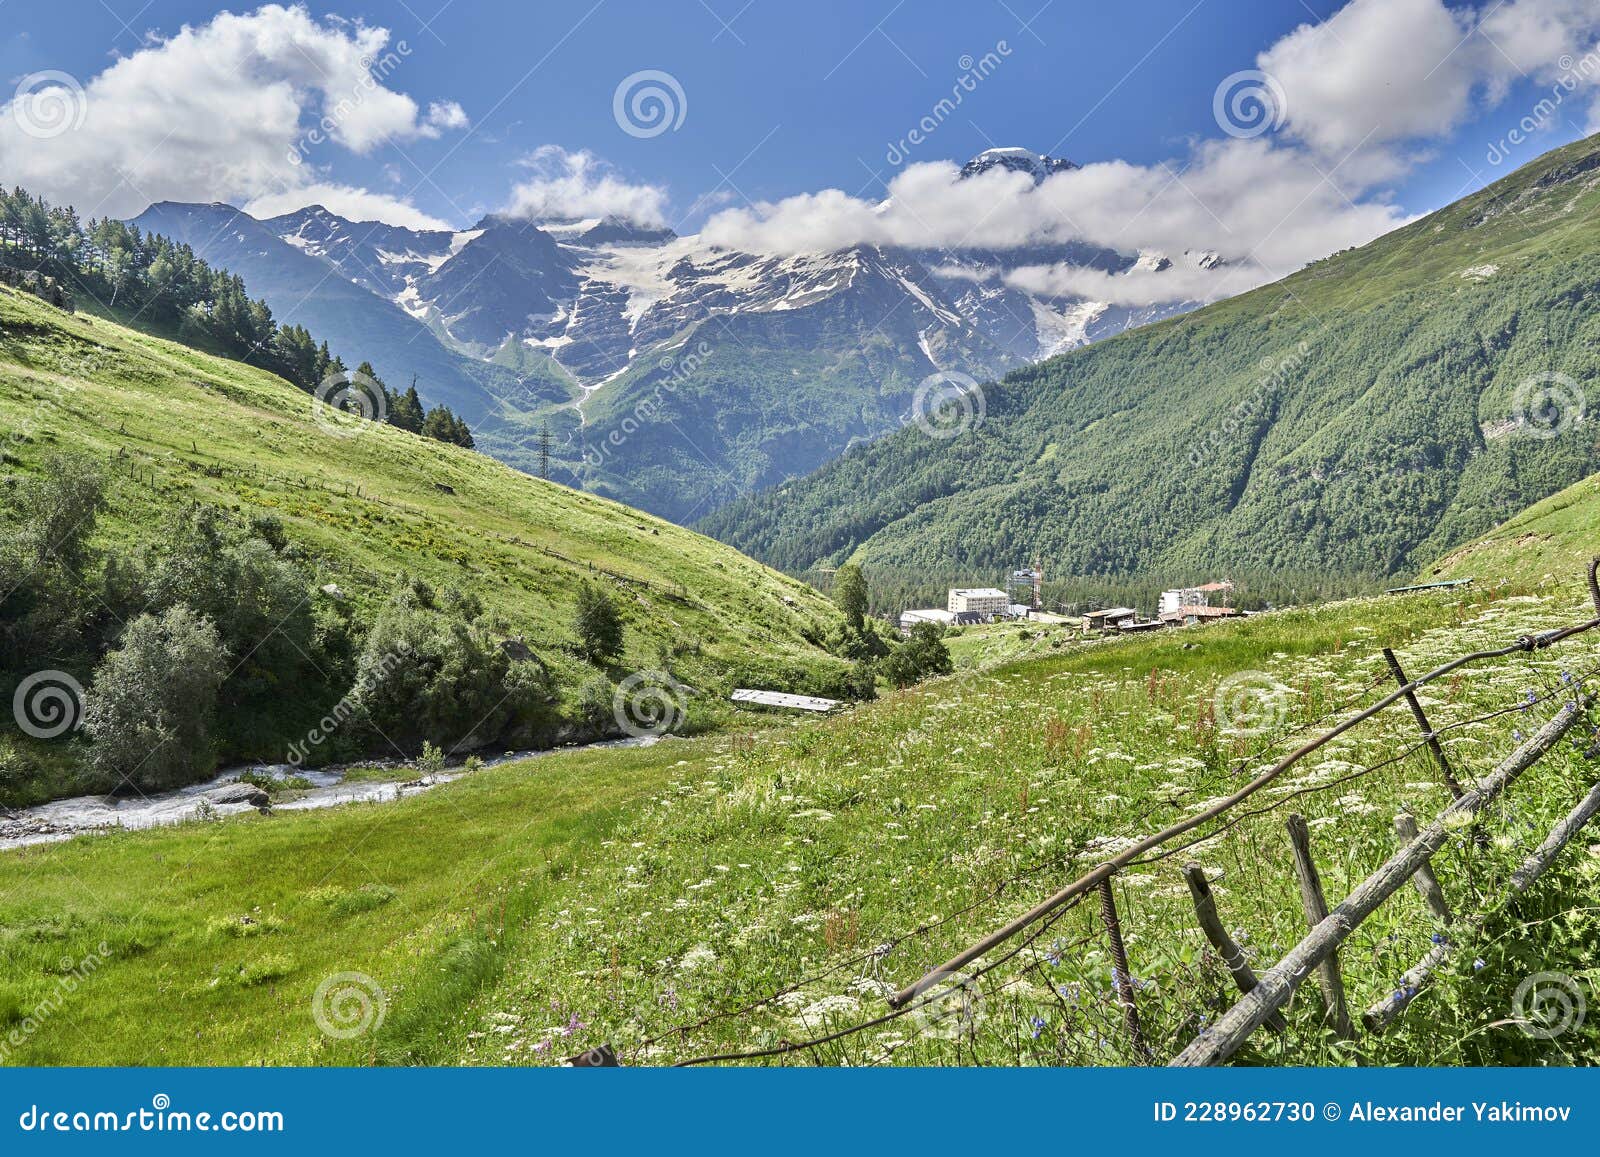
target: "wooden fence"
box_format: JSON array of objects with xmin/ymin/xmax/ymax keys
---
[
  {"xmin": 879, "ymin": 559, "xmax": 1600, "ymax": 1066},
  {"xmin": 571, "ymin": 562, "xmax": 1600, "ymax": 1067}
]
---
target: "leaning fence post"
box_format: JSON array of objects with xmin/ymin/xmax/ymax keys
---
[
  {"xmin": 1393, "ymin": 812, "xmax": 1452, "ymax": 923},
  {"xmin": 1382, "ymin": 647, "xmax": 1464, "ymax": 799},
  {"xmin": 1285, "ymin": 814, "xmax": 1356, "ymax": 1041},
  {"xmin": 1097, "ymin": 876, "xmax": 1151, "ymax": 1062},
  {"xmin": 1181, "ymin": 863, "xmax": 1287, "ymax": 1032}
]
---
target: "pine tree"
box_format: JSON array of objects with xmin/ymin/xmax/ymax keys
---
[{"xmin": 391, "ymin": 378, "xmax": 425, "ymax": 433}]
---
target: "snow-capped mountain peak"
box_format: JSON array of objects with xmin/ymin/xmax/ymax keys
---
[
  {"xmin": 958, "ymin": 147, "xmax": 1079, "ymax": 183},
  {"xmin": 251, "ymin": 160, "xmax": 1206, "ymax": 389}
]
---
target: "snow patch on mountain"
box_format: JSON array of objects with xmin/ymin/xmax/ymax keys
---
[
  {"xmin": 1030, "ymin": 299, "xmax": 1110, "ymax": 359},
  {"xmin": 254, "ymin": 148, "xmax": 1225, "ymax": 400}
]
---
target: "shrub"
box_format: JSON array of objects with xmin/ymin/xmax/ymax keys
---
[
  {"xmin": 577, "ymin": 674, "xmax": 616, "ymax": 730},
  {"xmin": 235, "ymin": 769, "xmax": 312, "ymax": 796},
  {"xmin": 82, "ymin": 606, "xmax": 229, "ymax": 791},
  {"xmin": 350, "ymin": 586, "xmax": 520, "ymax": 753},
  {"xmin": 573, "ymin": 581, "xmax": 624, "ymax": 663},
  {"xmin": 882, "ymin": 622, "xmax": 954, "ymax": 689},
  {"xmin": 139, "ymin": 507, "xmax": 337, "ymax": 755}
]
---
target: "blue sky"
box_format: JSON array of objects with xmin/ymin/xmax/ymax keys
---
[
  {"xmin": 3, "ymin": 0, "xmax": 1599, "ymax": 294},
  {"xmin": 7, "ymin": 2, "xmax": 1337, "ymax": 219}
]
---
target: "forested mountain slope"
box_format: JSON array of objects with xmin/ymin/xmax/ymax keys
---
[{"xmin": 701, "ymin": 134, "xmax": 1600, "ymax": 586}]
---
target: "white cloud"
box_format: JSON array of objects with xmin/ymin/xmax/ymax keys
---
[
  {"xmin": 244, "ymin": 182, "xmax": 453, "ymax": 231},
  {"xmin": 1479, "ymin": 0, "xmax": 1600, "ymax": 80},
  {"xmin": 424, "ymin": 100, "xmax": 470, "ymax": 133},
  {"xmin": 504, "ymin": 146, "xmax": 670, "ymax": 227},
  {"xmin": 702, "ymin": 139, "xmax": 1409, "ymax": 300},
  {"xmin": 1005, "ymin": 261, "xmax": 1257, "ymax": 309},
  {"xmin": 1263, "ymin": 0, "xmax": 1600, "ymax": 176},
  {"xmin": 1261, "ymin": 0, "xmax": 1475, "ymax": 167},
  {"xmin": 0, "ymin": 4, "xmax": 465, "ymax": 226},
  {"xmin": 699, "ymin": 0, "xmax": 1600, "ymax": 306}
]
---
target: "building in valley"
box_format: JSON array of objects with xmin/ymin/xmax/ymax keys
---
[
  {"xmin": 1158, "ymin": 580, "xmax": 1239, "ymax": 627},
  {"xmin": 947, "ymin": 587, "xmax": 1010, "ymax": 620}
]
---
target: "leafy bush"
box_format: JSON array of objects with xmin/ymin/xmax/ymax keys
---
[
  {"xmin": 882, "ymin": 622, "xmax": 954, "ymax": 688},
  {"xmin": 82, "ymin": 606, "xmax": 229, "ymax": 791},
  {"xmin": 573, "ymin": 581, "xmax": 624, "ymax": 663},
  {"xmin": 351, "ymin": 585, "xmax": 539, "ymax": 754},
  {"xmin": 138, "ymin": 506, "xmax": 341, "ymax": 755}
]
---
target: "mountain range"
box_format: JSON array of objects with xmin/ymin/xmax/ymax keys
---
[
  {"xmin": 700, "ymin": 133, "xmax": 1600, "ymax": 589},
  {"xmin": 131, "ymin": 148, "xmax": 1217, "ymax": 522}
]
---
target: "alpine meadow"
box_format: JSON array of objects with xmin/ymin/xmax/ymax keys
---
[{"xmin": 6, "ymin": 1, "xmax": 1600, "ymax": 1127}]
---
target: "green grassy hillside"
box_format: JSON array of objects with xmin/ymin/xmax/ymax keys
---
[
  {"xmin": 1426, "ymin": 469, "xmax": 1600, "ymax": 589},
  {"xmin": 0, "ymin": 285, "xmax": 847, "ymax": 785},
  {"xmin": 702, "ymin": 134, "xmax": 1600, "ymax": 589},
  {"xmin": 3, "ymin": 567, "xmax": 1597, "ymax": 1066}
]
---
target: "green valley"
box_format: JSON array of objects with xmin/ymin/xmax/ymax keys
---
[{"xmin": 1, "ymin": 541, "xmax": 1595, "ymax": 1066}]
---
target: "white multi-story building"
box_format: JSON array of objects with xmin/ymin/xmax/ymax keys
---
[{"xmin": 947, "ymin": 588, "xmax": 1010, "ymax": 619}]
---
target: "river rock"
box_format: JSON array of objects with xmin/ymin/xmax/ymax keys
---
[{"xmin": 206, "ymin": 782, "xmax": 270, "ymax": 808}]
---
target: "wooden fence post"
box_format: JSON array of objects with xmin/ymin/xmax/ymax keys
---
[
  {"xmin": 1097, "ymin": 877, "xmax": 1150, "ymax": 1062},
  {"xmin": 1509, "ymin": 779, "xmax": 1600, "ymax": 893},
  {"xmin": 1173, "ymin": 700, "xmax": 1587, "ymax": 1065},
  {"xmin": 1394, "ymin": 813, "xmax": 1452, "ymax": 923},
  {"xmin": 1366, "ymin": 777, "xmax": 1600, "ymax": 1032},
  {"xmin": 1286, "ymin": 814, "xmax": 1356, "ymax": 1041},
  {"xmin": 1181, "ymin": 863, "xmax": 1287, "ymax": 1032},
  {"xmin": 1383, "ymin": 647, "xmax": 1465, "ymax": 799}
]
